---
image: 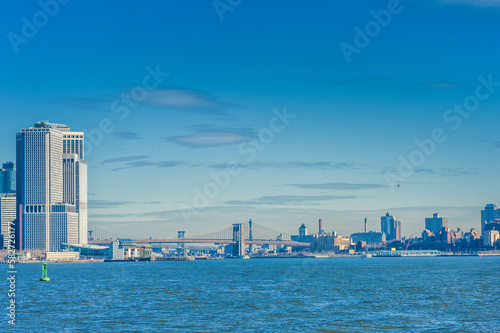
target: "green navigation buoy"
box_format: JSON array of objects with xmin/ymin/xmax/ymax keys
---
[{"xmin": 40, "ymin": 263, "xmax": 50, "ymax": 282}]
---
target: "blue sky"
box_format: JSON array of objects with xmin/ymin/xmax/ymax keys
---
[{"xmin": 1, "ymin": 0, "xmax": 499, "ymax": 238}]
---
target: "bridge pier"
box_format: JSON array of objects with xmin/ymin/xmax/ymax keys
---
[
  {"xmin": 232, "ymin": 223, "xmax": 245, "ymax": 256},
  {"xmin": 178, "ymin": 231, "xmax": 186, "ymax": 257},
  {"xmin": 248, "ymin": 219, "xmax": 253, "ymax": 254}
]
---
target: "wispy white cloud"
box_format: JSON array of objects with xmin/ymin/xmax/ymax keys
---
[
  {"xmin": 286, "ymin": 182, "xmax": 386, "ymax": 191},
  {"xmin": 54, "ymin": 88, "xmax": 237, "ymax": 115},
  {"xmin": 101, "ymin": 155, "xmax": 184, "ymax": 171},
  {"xmin": 88, "ymin": 200, "xmax": 133, "ymax": 209},
  {"xmin": 111, "ymin": 160, "xmax": 184, "ymax": 172},
  {"xmin": 378, "ymin": 166, "xmax": 477, "ymax": 177},
  {"xmin": 101, "ymin": 155, "xmax": 149, "ymax": 164},
  {"xmin": 146, "ymin": 89, "xmax": 236, "ymax": 114},
  {"xmin": 210, "ymin": 161, "xmax": 364, "ymax": 170},
  {"xmin": 112, "ymin": 161, "xmax": 156, "ymax": 171},
  {"xmin": 167, "ymin": 130, "xmax": 255, "ymax": 148}
]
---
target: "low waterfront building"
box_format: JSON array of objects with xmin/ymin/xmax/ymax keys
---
[
  {"xmin": 106, "ymin": 240, "xmax": 152, "ymax": 260},
  {"xmin": 61, "ymin": 243, "xmax": 109, "ymax": 258},
  {"xmin": 45, "ymin": 251, "xmax": 79, "ymax": 261},
  {"xmin": 137, "ymin": 245, "xmax": 152, "ymax": 259},
  {"xmin": 351, "ymin": 231, "xmax": 386, "ymax": 245},
  {"xmin": 124, "ymin": 247, "xmax": 139, "ymax": 259},
  {"xmin": 310, "ymin": 234, "xmax": 352, "ymax": 252},
  {"xmin": 109, "ymin": 240, "xmax": 124, "ymax": 260}
]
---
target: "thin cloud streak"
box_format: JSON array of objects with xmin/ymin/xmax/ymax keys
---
[
  {"xmin": 88, "ymin": 200, "xmax": 133, "ymax": 209},
  {"xmin": 101, "ymin": 155, "xmax": 149, "ymax": 164},
  {"xmin": 287, "ymin": 182, "xmax": 386, "ymax": 191},
  {"xmin": 111, "ymin": 160, "xmax": 185, "ymax": 172},
  {"xmin": 210, "ymin": 161, "xmax": 364, "ymax": 170},
  {"xmin": 167, "ymin": 130, "xmax": 255, "ymax": 148},
  {"xmin": 378, "ymin": 167, "xmax": 477, "ymax": 177},
  {"xmin": 145, "ymin": 89, "xmax": 238, "ymax": 115},
  {"xmin": 225, "ymin": 195, "xmax": 357, "ymax": 206}
]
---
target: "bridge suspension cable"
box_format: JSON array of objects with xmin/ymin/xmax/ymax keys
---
[
  {"xmin": 88, "ymin": 225, "xmax": 140, "ymax": 240},
  {"xmin": 184, "ymin": 225, "xmax": 234, "ymax": 240},
  {"xmin": 246, "ymin": 221, "xmax": 291, "ymax": 240}
]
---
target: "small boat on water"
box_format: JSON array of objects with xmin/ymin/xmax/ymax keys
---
[{"xmin": 360, "ymin": 253, "xmax": 372, "ymax": 258}]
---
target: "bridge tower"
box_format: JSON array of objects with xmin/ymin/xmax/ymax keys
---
[
  {"xmin": 232, "ymin": 223, "xmax": 245, "ymax": 256},
  {"xmin": 178, "ymin": 231, "xmax": 186, "ymax": 257},
  {"xmin": 248, "ymin": 219, "xmax": 253, "ymax": 254}
]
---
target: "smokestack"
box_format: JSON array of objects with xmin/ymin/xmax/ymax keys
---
[
  {"xmin": 365, "ymin": 218, "xmax": 367, "ymax": 233},
  {"xmin": 319, "ymin": 219, "xmax": 322, "ymax": 234}
]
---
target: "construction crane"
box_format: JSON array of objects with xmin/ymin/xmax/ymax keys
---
[{"xmin": 405, "ymin": 235, "xmax": 413, "ymax": 251}]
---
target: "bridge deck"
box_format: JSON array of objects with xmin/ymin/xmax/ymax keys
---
[{"xmin": 89, "ymin": 239, "xmax": 309, "ymax": 247}]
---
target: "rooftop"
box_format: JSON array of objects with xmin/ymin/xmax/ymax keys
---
[{"xmin": 34, "ymin": 121, "xmax": 71, "ymax": 132}]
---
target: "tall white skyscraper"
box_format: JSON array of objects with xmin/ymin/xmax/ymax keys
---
[
  {"xmin": 62, "ymin": 130, "xmax": 87, "ymax": 245},
  {"xmin": 16, "ymin": 122, "xmax": 88, "ymax": 251},
  {"xmin": 63, "ymin": 154, "xmax": 88, "ymax": 245}
]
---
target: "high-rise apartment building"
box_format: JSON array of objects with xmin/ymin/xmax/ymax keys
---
[
  {"xmin": 0, "ymin": 194, "xmax": 16, "ymax": 248},
  {"xmin": 16, "ymin": 121, "xmax": 87, "ymax": 251},
  {"xmin": 481, "ymin": 204, "xmax": 500, "ymax": 235},
  {"xmin": 381, "ymin": 212, "xmax": 401, "ymax": 241},
  {"xmin": 62, "ymin": 130, "xmax": 87, "ymax": 245},
  {"xmin": 1, "ymin": 162, "xmax": 16, "ymax": 194},
  {"xmin": 425, "ymin": 213, "xmax": 448, "ymax": 236}
]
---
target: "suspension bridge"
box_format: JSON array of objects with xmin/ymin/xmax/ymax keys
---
[{"xmin": 89, "ymin": 220, "xmax": 309, "ymax": 255}]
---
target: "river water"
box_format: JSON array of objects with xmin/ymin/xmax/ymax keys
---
[{"xmin": 2, "ymin": 256, "xmax": 499, "ymax": 332}]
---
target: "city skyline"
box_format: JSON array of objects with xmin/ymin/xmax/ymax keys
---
[{"xmin": 1, "ymin": 1, "xmax": 499, "ymax": 238}]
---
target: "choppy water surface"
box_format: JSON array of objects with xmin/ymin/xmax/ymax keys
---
[{"xmin": 2, "ymin": 256, "xmax": 500, "ymax": 332}]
